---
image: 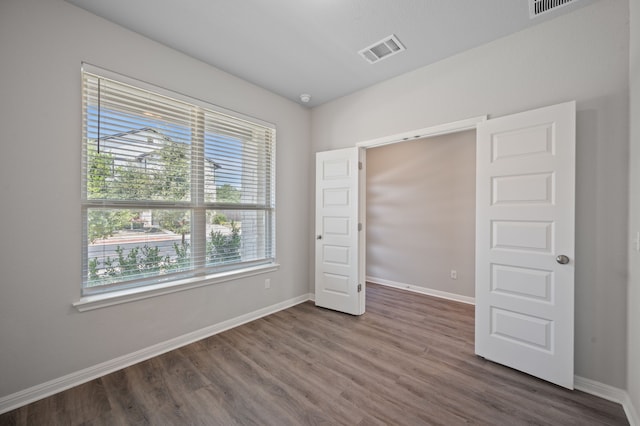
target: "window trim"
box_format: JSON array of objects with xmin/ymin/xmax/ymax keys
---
[
  {"xmin": 79, "ymin": 63, "xmax": 277, "ymax": 302},
  {"xmin": 73, "ymin": 263, "xmax": 280, "ymax": 312},
  {"xmin": 81, "ymin": 63, "xmax": 275, "ymax": 129}
]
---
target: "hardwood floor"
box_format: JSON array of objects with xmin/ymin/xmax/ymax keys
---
[{"xmin": 0, "ymin": 284, "xmax": 629, "ymax": 425}]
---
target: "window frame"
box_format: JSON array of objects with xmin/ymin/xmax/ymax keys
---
[{"xmin": 78, "ymin": 63, "xmax": 277, "ymax": 305}]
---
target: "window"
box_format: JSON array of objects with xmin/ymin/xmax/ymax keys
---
[{"xmin": 81, "ymin": 64, "xmax": 275, "ymax": 296}]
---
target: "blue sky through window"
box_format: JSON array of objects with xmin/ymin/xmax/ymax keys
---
[{"xmin": 87, "ymin": 105, "xmax": 243, "ymax": 189}]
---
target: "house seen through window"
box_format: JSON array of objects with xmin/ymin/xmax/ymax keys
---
[{"xmin": 81, "ymin": 65, "xmax": 276, "ymax": 295}]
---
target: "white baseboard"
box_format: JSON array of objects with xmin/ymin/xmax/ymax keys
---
[
  {"xmin": 0, "ymin": 293, "xmax": 312, "ymax": 415},
  {"xmin": 366, "ymin": 276, "xmax": 475, "ymax": 305},
  {"xmin": 574, "ymin": 376, "xmax": 638, "ymax": 425}
]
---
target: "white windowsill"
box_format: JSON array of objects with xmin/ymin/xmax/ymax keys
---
[{"xmin": 73, "ymin": 263, "xmax": 280, "ymax": 312}]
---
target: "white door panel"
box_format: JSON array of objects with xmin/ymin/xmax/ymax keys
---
[
  {"xmin": 476, "ymin": 101, "xmax": 575, "ymax": 389},
  {"xmin": 315, "ymin": 147, "xmax": 365, "ymax": 315}
]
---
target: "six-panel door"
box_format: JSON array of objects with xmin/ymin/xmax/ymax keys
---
[
  {"xmin": 475, "ymin": 101, "xmax": 576, "ymax": 389},
  {"xmin": 315, "ymin": 147, "xmax": 364, "ymax": 315}
]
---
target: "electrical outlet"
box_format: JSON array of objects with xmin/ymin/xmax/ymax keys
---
[
  {"xmin": 265, "ymin": 278, "xmax": 271, "ymax": 289},
  {"xmin": 450, "ymin": 270, "xmax": 458, "ymax": 280},
  {"xmin": 635, "ymin": 231, "xmax": 640, "ymax": 252}
]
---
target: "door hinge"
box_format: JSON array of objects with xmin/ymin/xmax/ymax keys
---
[
  {"xmin": 358, "ymin": 223, "xmax": 362, "ymax": 231},
  {"xmin": 358, "ymin": 161, "xmax": 363, "ymax": 170},
  {"xmin": 357, "ymin": 283, "xmax": 362, "ymax": 292}
]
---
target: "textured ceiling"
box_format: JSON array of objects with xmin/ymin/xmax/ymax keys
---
[{"xmin": 66, "ymin": 0, "xmax": 597, "ymax": 107}]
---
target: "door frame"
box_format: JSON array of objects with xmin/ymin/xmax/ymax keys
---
[
  {"xmin": 355, "ymin": 116, "xmax": 487, "ymax": 150},
  {"xmin": 314, "ymin": 115, "xmax": 486, "ymax": 313},
  {"xmin": 354, "ymin": 115, "xmax": 487, "ymax": 301}
]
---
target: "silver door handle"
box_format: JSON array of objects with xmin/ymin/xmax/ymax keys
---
[
  {"xmin": 556, "ymin": 255, "xmax": 570, "ymax": 264},
  {"xmin": 317, "ymin": 235, "xmax": 322, "ymax": 240}
]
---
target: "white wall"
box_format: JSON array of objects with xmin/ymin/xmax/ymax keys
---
[
  {"xmin": 628, "ymin": 0, "xmax": 640, "ymax": 419},
  {"xmin": 311, "ymin": 0, "xmax": 629, "ymax": 388},
  {"xmin": 366, "ymin": 131, "xmax": 476, "ymax": 297},
  {"xmin": 0, "ymin": 0, "xmax": 310, "ymax": 399}
]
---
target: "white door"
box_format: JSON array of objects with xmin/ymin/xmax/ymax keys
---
[
  {"xmin": 315, "ymin": 147, "xmax": 365, "ymax": 315},
  {"xmin": 475, "ymin": 101, "xmax": 576, "ymax": 389}
]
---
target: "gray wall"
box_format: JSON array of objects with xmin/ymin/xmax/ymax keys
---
[
  {"xmin": 0, "ymin": 0, "xmax": 311, "ymax": 399},
  {"xmin": 366, "ymin": 131, "xmax": 476, "ymax": 297},
  {"xmin": 628, "ymin": 0, "xmax": 640, "ymax": 418},
  {"xmin": 311, "ymin": 0, "xmax": 629, "ymax": 388}
]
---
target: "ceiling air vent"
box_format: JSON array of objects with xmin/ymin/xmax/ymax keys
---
[
  {"xmin": 529, "ymin": 0, "xmax": 577, "ymax": 18},
  {"xmin": 359, "ymin": 34, "xmax": 406, "ymax": 64}
]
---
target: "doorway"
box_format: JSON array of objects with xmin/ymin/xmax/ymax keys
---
[
  {"xmin": 315, "ymin": 117, "xmax": 483, "ymax": 316},
  {"xmin": 365, "ymin": 130, "xmax": 476, "ymax": 304}
]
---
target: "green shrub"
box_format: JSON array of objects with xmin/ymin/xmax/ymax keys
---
[
  {"xmin": 207, "ymin": 221, "xmax": 240, "ymax": 264},
  {"xmin": 212, "ymin": 213, "xmax": 228, "ymax": 225}
]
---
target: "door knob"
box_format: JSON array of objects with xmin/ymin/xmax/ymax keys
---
[
  {"xmin": 317, "ymin": 235, "xmax": 322, "ymax": 240},
  {"xmin": 556, "ymin": 255, "xmax": 570, "ymax": 265}
]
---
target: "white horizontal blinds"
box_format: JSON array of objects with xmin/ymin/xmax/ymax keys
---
[
  {"xmin": 82, "ymin": 71, "xmax": 197, "ymax": 291},
  {"xmin": 202, "ymin": 111, "xmax": 275, "ymax": 207},
  {"xmin": 200, "ymin": 110, "xmax": 275, "ymax": 267},
  {"xmin": 85, "ymin": 208, "xmax": 193, "ymax": 290},
  {"xmin": 83, "ymin": 72, "xmax": 193, "ymax": 203},
  {"xmin": 81, "ymin": 65, "xmax": 275, "ymax": 294},
  {"xmin": 202, "ymin": 209, "xmax": 273, "ymax": 267}
]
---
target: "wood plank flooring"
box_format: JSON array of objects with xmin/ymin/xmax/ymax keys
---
[{"xmin": 0, "ymin": 283, "xmax": 629, "ymax": 425}]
